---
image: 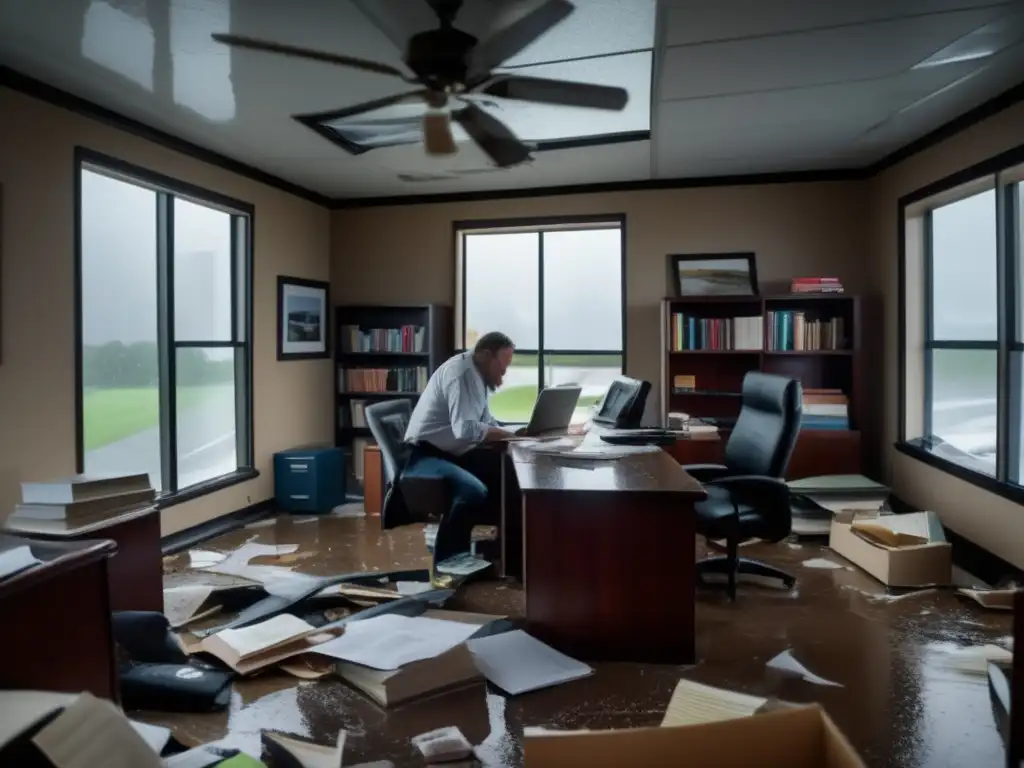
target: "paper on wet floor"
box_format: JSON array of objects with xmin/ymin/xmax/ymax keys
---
[
  {"xmin": 396, "ymin": 580, "xmax": 435, "ymax": 595},
  {"xmin": 767, "ymin": 650, "xmax": 843, "ymax": 687},
  {"xmin": 163, "ymin": 585, "xmax": 218, "ymax": 628},
  {"xmin": 311, "ymin": 613, "xmax": 480, "ymax": 670},
  {"xmin": 936, "ymin": 643, "xmax": 1013, "ymax": 675},
  {"xmin": 801, "ymin": 558, "xmax": 847, "ymax": 570},
  {"xmin": 957, "ymin": 587, "xmax": 1016, "ymax": 611},
  {"xmin": 660, "ymin": 680, "xmax": 767, "ymax": 727},
  {"xmin": 467, "ymin": 630, "xmax": 593, "ymax": 695},
  {"xmin": 188, "ymin": 550, "xmax": 227, "ymax": 569}
]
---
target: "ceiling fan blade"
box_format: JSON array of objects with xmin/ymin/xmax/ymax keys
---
[
  {"xmin": 468, "ymin": 0, "xmax": 575, "ymax": 77},
  {"xmin": 423, "ymin": 112, "xmax": 458, "ymax": 155},
  {"xmin": 478, "ymin": 75, "xmax": 628, "ymax": 110},
  {"xmin": 453, "ymin": 103, "xmax": 532, "ymax": 168},
  {"xmin": 211, "ymin": 33, "xmax": 405, "ymax": 78}
]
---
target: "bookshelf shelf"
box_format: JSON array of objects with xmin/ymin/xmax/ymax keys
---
[
  {"xmin": 335, "ymin": 304, "xmax": 452, "ymax": 496},
  {"xmin": 660, "ymin": 293, "xmax": 864, "ymax": 473}
]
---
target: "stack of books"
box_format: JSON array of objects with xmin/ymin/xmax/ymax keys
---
[
  {"xmin": 790, "ymin": 277, "xmax": 844, "ymax": 293},
  {"xmin": 801, "ymin": 389, "xmax": 849, "ymax": 430},
  {"xmin": 7, "ymin": 473, "xmax": 155, "ymax": 533},
  {"xmin": 669, "ymin": 313, "xmax": 764, "ymax": 351}
]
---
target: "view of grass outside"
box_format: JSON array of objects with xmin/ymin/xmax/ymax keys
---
[
  {"xmin": 83, "ymin": 385, "xmax": 230, "ymax": 450},
  {"xmin": 489, "ymin": 353, "xmax": 622, "ymax": 424}
]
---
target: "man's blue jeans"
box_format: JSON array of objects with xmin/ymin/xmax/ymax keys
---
[{"xmin": 403, "ymin": 445, "xmax": 499, "ymax": 564}]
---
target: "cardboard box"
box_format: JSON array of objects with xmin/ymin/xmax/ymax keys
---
[
  {"xmin": 524, "ymin": 705, "xmax": 866, "ymax": 767},
  {"xmin": 829, "ymin": 511, "xmax": 951, "ymax": 588}
]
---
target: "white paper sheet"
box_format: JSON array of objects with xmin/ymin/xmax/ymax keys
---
[
  {"xmin": 201, "ymin": 542, "xmax": 299, "ymax": 578},
  {"xmin": 936, "ymin": 643, "xmax": 1013, "ymax": 675},
  {"xmin": 163, "ymin": 747, "xmax": 226, "ymax": 768},
  {"xmin": 163, "ymin": 585, "xmax": 216, "ymax": 628},
  {"xmin": 766, "ymin": 650, "xmax": 843, "ymax": 687},
  {"xmin": 0, "ymin": 544, "xmax": 41, "ymax": 580},
  {"xmin": 467, "ymin": 630, "xmax": 593, "ymax": 695},
  {"xmin": 188, "ymin": 550, "xmax": 226, "ymax": 569},
  {"xmin": 801, "ymin": 558, "xmax": 847, "ymax": 570},
  {"xmin": 396, "ymin": 581, "xmax": 435, "ymax": 596},
  {"xmin": 312, "ymin": 613, "xmax": 479, "ymax": 670},
  {"xmin": 129, "ymin": 720, "xmax": 171, "ymax": 755},
  {"xmin": 660, "ymin": 680, "xmax": 767, "ymax": 727},
  {"xmin": 212, "ymin": 614, "xmax": 314, "ymax": 659}
]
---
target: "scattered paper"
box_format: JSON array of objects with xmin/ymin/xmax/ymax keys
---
[
  {"xmin": 436, "ymin": 552, "xmax": 491, "ymax": 576},
  {"xmin": 958, "ymin": 588, "xmax": 1016, "ymax": 611},
  {"xmin": 188, "ymin": 550, "xmax": 227, "ymax": 569},
  {"xmin": 313, "ymin": 613, "xmax": 479, "ymax": 670},
  {"xmin": 129, "ymin": 720, "xmax": 170, "ymax": 755},
  {"xmin": 801, "ymin": 558, "xmax": 847, "ymax": 570},
  {"xmin": 331, "ymin": 503, "xmax": 366, "ymax": 518},
  {"xmin": 467, "ymin": 630, "xmax": 593, "ymax": 695},
  {"xmin": 163, "ymin": 748, "xmax": 228, "ymax": 768},
  {"xmin": 396, "ymin": 581, "xmax": 435, "ymax": 596},
  {"xmin": 32, "ymin": 692, "xmax": 163, "ymax": 768},
  {"xmin": 806, "ymin": 497, "xmax": 884, "ymax": 515},
  {"xmin": 203, "ymin": 542, "xmax": 299, "ymax": 577},
  {"xmin": 163, "ymin": 585, "xmax": 217, "ymax": 629},
  {"xmin": 213, "ymin": 614, "xmax": 315, "ymax": 659},
  {"xmin": 767, "ymin": 650, "xmax": 843, "ymax": 687},
  {"xmin": 660, "ymin": 680, "xmax": 767, "ymax": 727},
  {"xmin": 411, "ymin": 727, "xmax": 473, "ymax": 763},
  {"xmin": 0, "ymin": 544, "xmax": 41, "ymax": 580},
  {"xmin": 936, "ymin": 643, "xmax": 1013, "ymax": 675}
]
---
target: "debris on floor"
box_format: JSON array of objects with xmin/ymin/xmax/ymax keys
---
[{"xmin": 766, "ymin": 649, "xmax": 843, "ymax": 687}]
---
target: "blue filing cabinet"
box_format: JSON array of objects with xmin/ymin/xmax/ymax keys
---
[{"xmin": 274, "ymin": 445, "xmax": 346, "ymax": 513}]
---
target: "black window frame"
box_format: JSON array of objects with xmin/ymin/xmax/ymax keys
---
[
  {"xmin": 897, "ymin": 142, "xmax": 1024, "ymax": 505},
  {"xmin": 453, "ymin": 214, "xmax": 628, "ymax": 390},
  {"xmin": 74, "ymin": 148, "xmax": 256, "ymax": 508}
]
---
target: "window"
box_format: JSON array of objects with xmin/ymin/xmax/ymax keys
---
[
  {"xmin": 77, "ymin": 151, "xmax": 253, "ymax": 500},
  {"xmin": 901, "ymin": 153, "xmax": 1024, "ymax": 498},
  {"xmin": 457, "ymin": 218, "xmax": 625, "ymax": 425}
]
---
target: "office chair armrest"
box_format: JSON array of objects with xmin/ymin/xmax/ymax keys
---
[{"xmin": 680, "ymin": 463, "xmax": 732, "ymax": 483}]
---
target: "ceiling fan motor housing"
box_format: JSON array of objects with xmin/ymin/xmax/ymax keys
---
[{"xmin": 406, "ymin": 27, "xmax": 479, "ymax": 90}]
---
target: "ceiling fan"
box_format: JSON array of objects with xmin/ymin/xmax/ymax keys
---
[{"xmin": 211, "ymin": 0, "xmax": 629, "ymax": 168}]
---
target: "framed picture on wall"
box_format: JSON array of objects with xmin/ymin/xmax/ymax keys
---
[
  {"xmin": 670, "ymin": 252, "xmax": 759, "ymax": 297},
  {"xmin": 277, "ymin": 276, "xmax": 330, "ymax": 360}
]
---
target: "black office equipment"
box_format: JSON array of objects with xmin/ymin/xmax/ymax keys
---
[
  {"xmin": 591, "ymin": 376, "xmax": 651, "ymax": 429},
  {"xmin": 681, "ymin": 372, "xmax": 802, "ymax": 601},
  {"xmin": 600, "ymin": 429, "xmax": 676, "ymax": 447}
]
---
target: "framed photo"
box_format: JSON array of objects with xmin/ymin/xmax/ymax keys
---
[
  {"xmin": 277, "ymin": 275, "xmax": 330, "ymax": 360},
  {"xmin": 671, "ymin": 253, "xmax": 758, "ymax": 297}
]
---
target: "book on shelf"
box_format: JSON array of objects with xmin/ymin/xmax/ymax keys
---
[
  {"xmin": 670, "ymin": 313, "xmax": 764, "ymax": 351},
  {"xmin": 790, "ymin": 277, "xmax": 844, "ymax": 293},
  {"xmin": 351, "ymin": 437, "xmax": 372, "ymax": 480},
  {"xmin": 338, "ymin": 366, "xmax": 428, "ymax": 393},
  {"xmin": 340, "ymin": 324, "xmax": 426, "ymax": 354},
  {"xmin": 766, "ymin": 310, "xmax": 846, "ymax": 351},
  {"xmin": 801, "ymin": 388, "xmax": 849, "ymax": 430},
  {"xmin": 337, "ymin": 399, "xmax": 369, "ymax": 429}
]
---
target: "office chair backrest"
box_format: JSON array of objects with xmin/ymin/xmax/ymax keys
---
[
  {"xmin": 365, "ymin": 399, "xmax": 414, "ymax": 485},
  {"xmin": 724, "ymin": 372, "xmax": 802, "ymax": 478}
]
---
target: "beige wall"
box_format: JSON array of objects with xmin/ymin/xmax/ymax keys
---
[
  {"xmin": 0, "ymin": 87, "xmax": 333, "ymax": 536},
  {"xmin": 870, "ymin": 101, "xmax": 1024, "ymax": 570},
  {"xmin": 331, "ymin": 181, "xmax": 873, "ymax": 432}
]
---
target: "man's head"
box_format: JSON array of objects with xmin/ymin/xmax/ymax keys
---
[{"xmin": 472, "ymin": 331, "xmax": 515, "ymax": 390}]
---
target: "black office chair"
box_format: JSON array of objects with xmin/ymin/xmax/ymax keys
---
[
  {"xmin": 364, "ymin": 399, "xmax": 449, "ymax": 530},
  {"xmin": 683, "ymin": 372, "xmax": 802, "ymax": 601}
]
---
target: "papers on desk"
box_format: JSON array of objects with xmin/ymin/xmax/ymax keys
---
[
  {"xmin": 0, "ymin": 544, "xmax": 41, "ymax": 580},
  {"xmin": 312, "ymin": 613, "xmax": 481, "ymax": 670},
  {"xmin": 523, "ymin": 431, "xmax": 660, "ymax": 460}
]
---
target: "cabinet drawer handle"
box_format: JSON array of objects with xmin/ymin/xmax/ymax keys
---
[
  {"xmin": 289, "ymin": 463, "xmax": 309, "ymax": 471},
  {"xmin": 290, "ymin": 494, "xmax": 311, "ymax": 500}
]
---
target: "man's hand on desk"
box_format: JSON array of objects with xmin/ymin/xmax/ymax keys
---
[{"xmin": 567, "ymin": 422, "xmax": 590, "ymax": 436}]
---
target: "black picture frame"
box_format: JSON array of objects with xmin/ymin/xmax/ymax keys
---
[
  {"xmin": 277, "ymin": 275, "xmax": 331, "ymax": 360},
  {"xmin": 670, "ymin": 252, "xmax": 759, "ymax": 297}
]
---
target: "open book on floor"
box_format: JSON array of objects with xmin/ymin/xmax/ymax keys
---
[
  {"xmin": 200, "ymin": 614, "xmax": 339, "ymax": 675},
  {"xmin": 261, "ymin": 730, "xmax": 345, "ymax": 768}
]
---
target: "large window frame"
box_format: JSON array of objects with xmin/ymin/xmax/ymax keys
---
[
  {"xmin": 454, "ymin": 214, "xmax": 628, "ymax": 397},
  {"xmin": 899, "ymin": 143, "xmax": 1024, "ymax": 503},
  {"xmin": 74, "ymin": 148, "xmax": 256, "ymax": 506}
]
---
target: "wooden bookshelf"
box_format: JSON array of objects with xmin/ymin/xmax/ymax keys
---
[
  {"xmin": 334, "ymin": 304, "xmax": 452, "ymax": 496},
  {"xmin": 660, "ymin": 294, "xmax": 863, "ymax": 475}
]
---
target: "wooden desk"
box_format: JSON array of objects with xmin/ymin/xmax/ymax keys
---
[
  {"xmin": 0, "ymin": 534, "xmax": 118, "ymax": 700},
  {"xmin": 505, "ymin": 443, "xmax": 706, "ymax": 663},
  {"xmin": 5, "ymin": 506, "xmax": 162, "ymax": 612}
]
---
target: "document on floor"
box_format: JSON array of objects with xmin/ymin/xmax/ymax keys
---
[
  {"xmin": 767, "ymin": 649, "xmax": 843, "ymax": 687},
  {"xmin": 934, "ymin": 643, "xmax": 1013, "ymax": 676},
  {"xmin": 436, "ymin": 552, "xmax": 491, "ymax": 576},
  {"xmin": 467, "ymin": 630, "xmax": 593, "ymax": 695},
  {"xmin": 163, "ymin": 585, "xmax": 219, "ymax": 629},
  {"xmin": 660, "ymin": 679, "xmax": 767, "ymax": 727},
  {"xmin": 312, "ymin": 613, "xmax": 481, "ymax": 670}
]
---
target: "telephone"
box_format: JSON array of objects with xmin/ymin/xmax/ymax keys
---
[{"xmin": 591, "ymin": 377, "xmax": 651, "ymax": 429}]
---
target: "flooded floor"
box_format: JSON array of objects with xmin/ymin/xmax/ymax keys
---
[{"xmin": 152, "ymin": 510, "xmax": 1013, "ymax": 767}]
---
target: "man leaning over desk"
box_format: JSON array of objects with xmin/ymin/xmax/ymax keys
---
[{"xmin": 400, "ymin": 331, "xmax": 521, "ymax": 580}]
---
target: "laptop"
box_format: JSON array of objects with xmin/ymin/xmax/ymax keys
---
[{"xmin": 511, "ymin": 385, "xmax": 582, "ymax": 436}]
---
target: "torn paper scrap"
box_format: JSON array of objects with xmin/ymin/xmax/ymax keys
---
[
  {"xmin": 396, "ymin": 581, "xmax": 435, "ymax": 596},
  {"xmin": 660, "ymin": 679, "xmax": 767, "ymax": 727},
  {"xmin": 801, "ymin": 558, "xmax": 846, "ymax": 570},
  {"xmin": 936, "ymin": 643, "xmax": 1013, "ymax": 676},
  {"xmin": 411, "ymin": 726, "xmax": 473, "ymax": 763},
  {"xmin": 957, "ymin": 588, "xmax": 1016, "ymax": 611},
  {"xmin": 163, "ymin": 585, "xmax": 217, "ymax": 629},
  {"xmin": 188, "ymin": 550, "xmax": 227, "ymax": 569},
  {"xmin": 767, "ymin": 650, "xmax": 843, "ymax": 687}
]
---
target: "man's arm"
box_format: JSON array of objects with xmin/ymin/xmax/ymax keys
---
[{"xmin": 445, "ymin": 374, "xmax": 510, "ymax": 445}]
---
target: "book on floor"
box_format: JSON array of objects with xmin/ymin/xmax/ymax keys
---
[
  {"xmin": 261, "ymin": 729, "xmax": 345, "ymax": 768},
  {"xmin": 333, "ymin": 642, "xmax": 483, "ymax": 708},
  {"xmin": 20, "ymin": 473, "xmax": 152, "ymax": 505},
  {"xmin": 200, "ymin": 614, "xmax": 337, "ymax": 675},
  {"xmin": 466, "ymin": 630, "xmax": 593, "ymax": 695}
]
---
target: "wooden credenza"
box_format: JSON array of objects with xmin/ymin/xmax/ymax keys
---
[{"xmin": 666, "ymin": 429, "xmax": 862, "ymax": 479}]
